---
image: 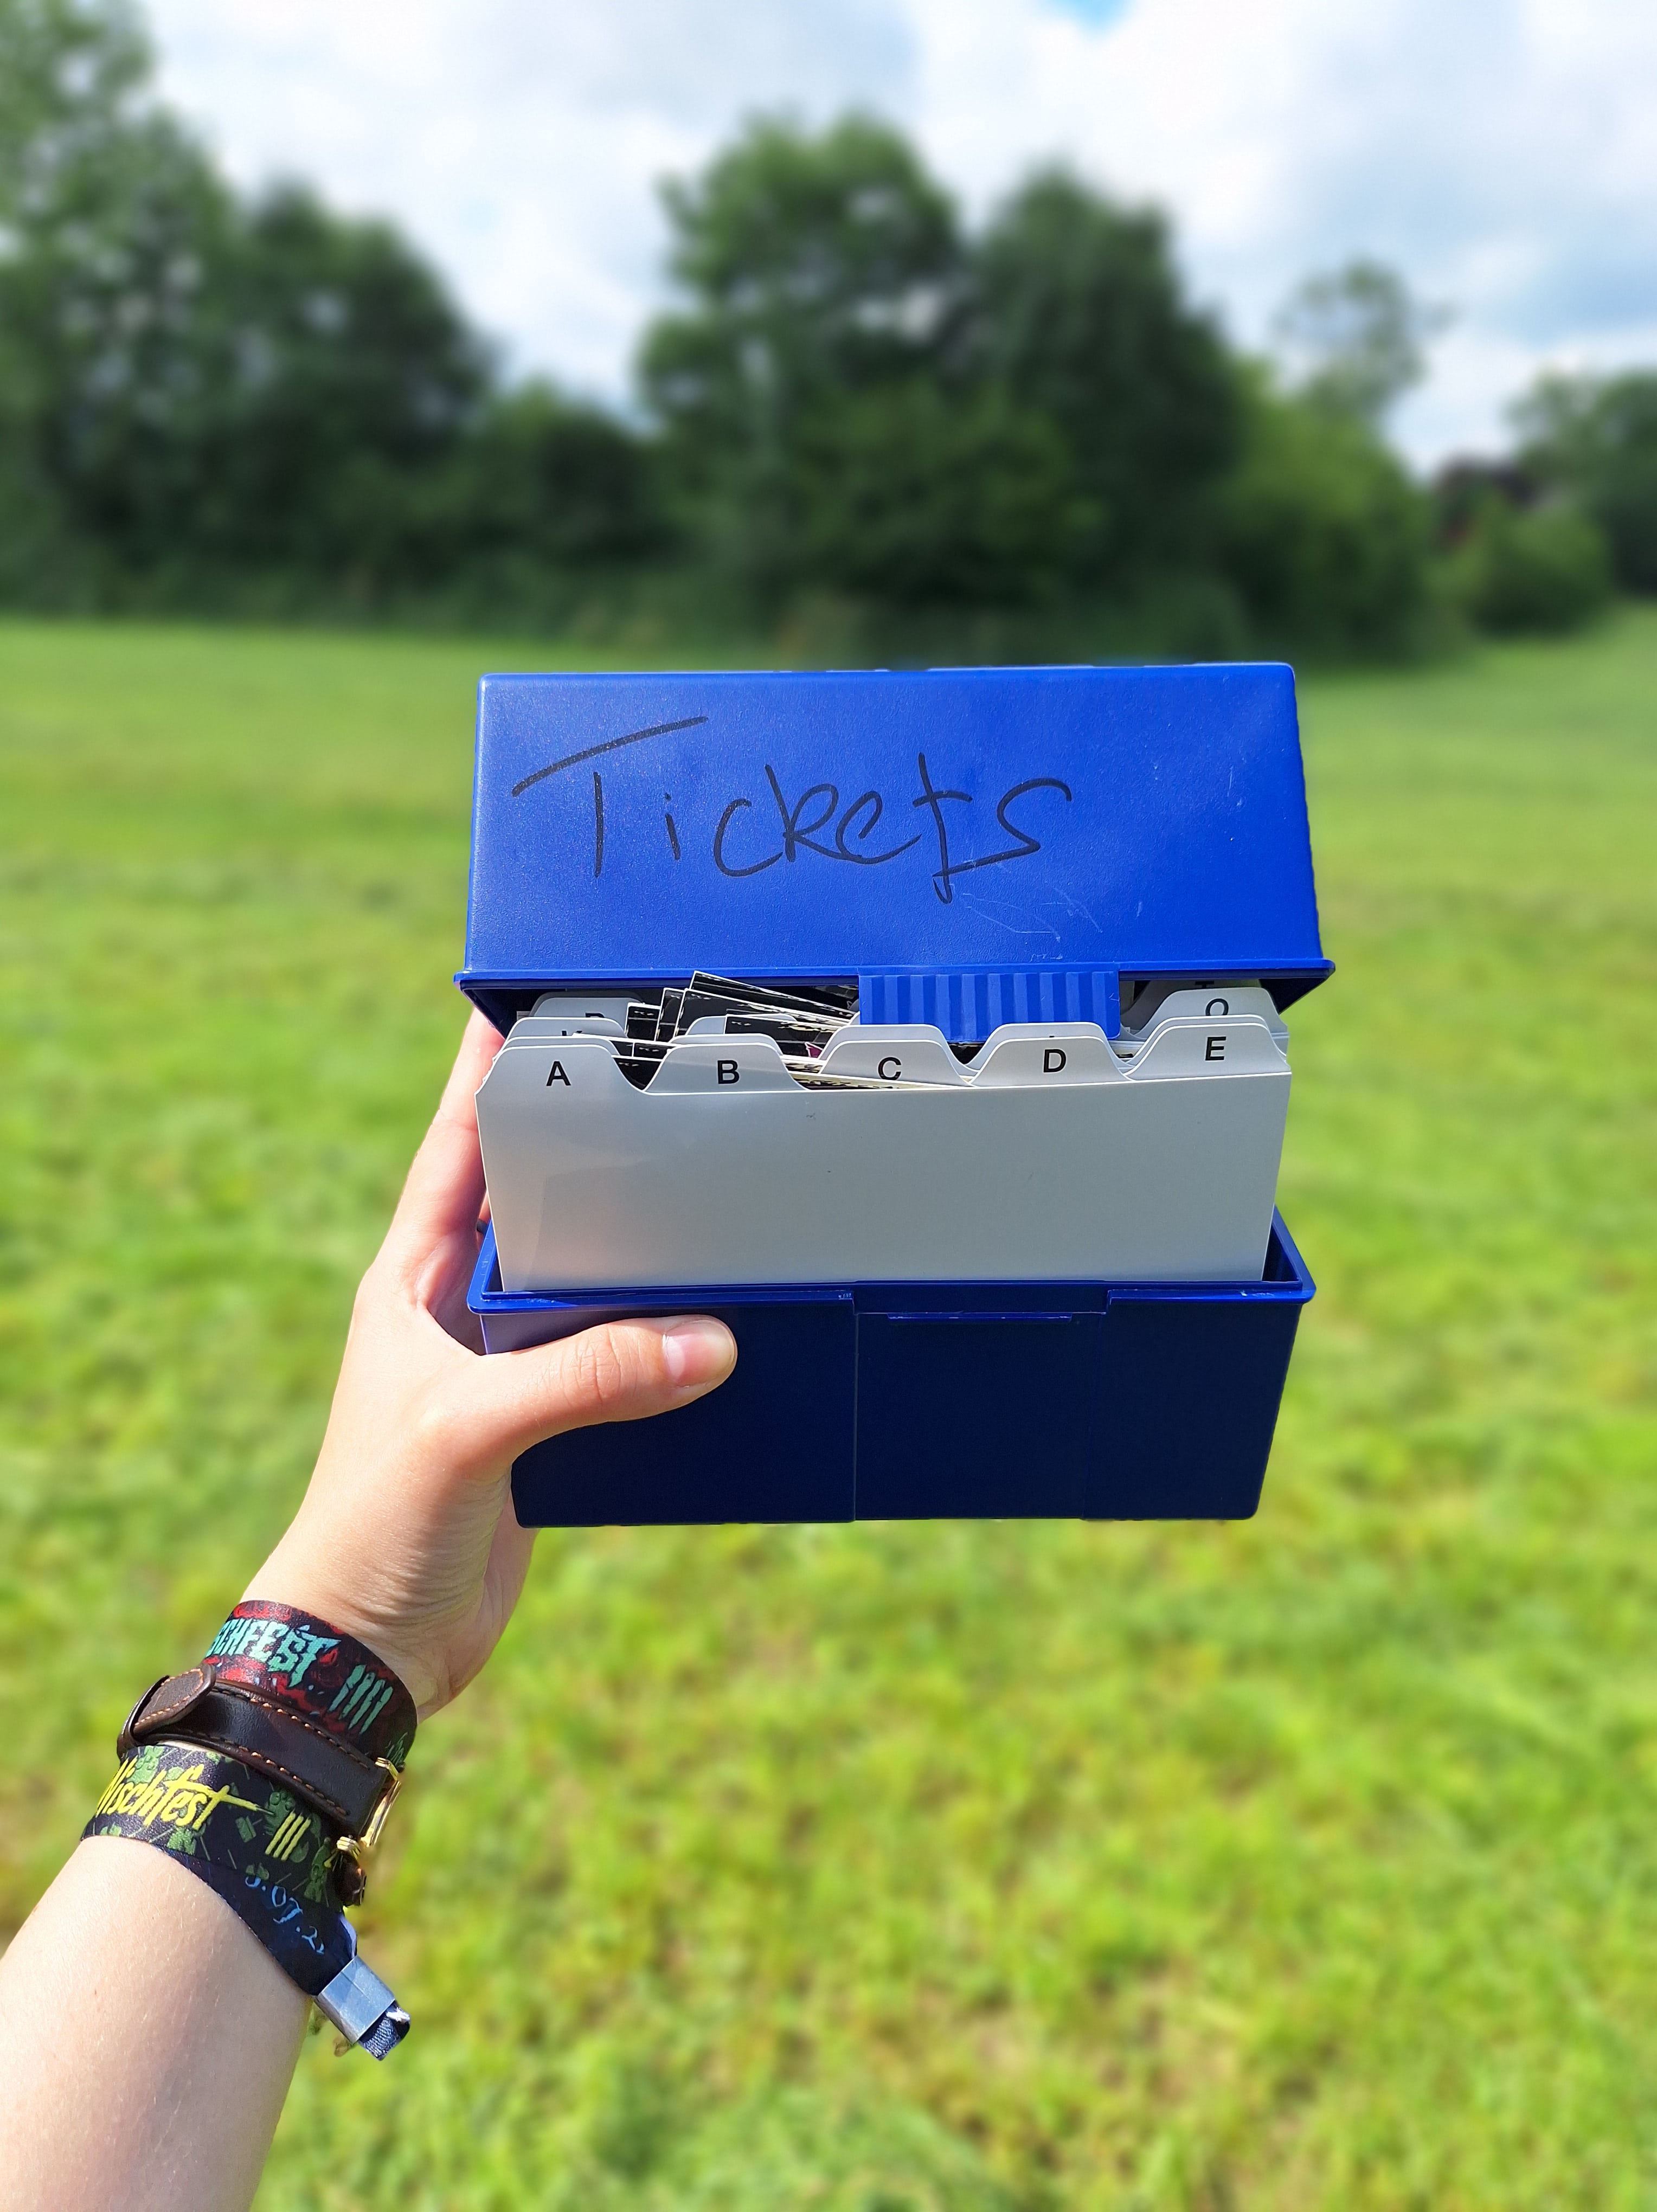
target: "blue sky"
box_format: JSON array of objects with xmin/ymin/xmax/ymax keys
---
[
  {"xmin": 145, "ymin": 0, "xmax": 1657, "ymax": 467},
  {"xmin": 1046, "ymin": 0, "xmax": 1129, "ymax": 22}
]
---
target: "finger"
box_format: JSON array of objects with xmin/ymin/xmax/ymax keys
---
[
  {"xmin": 387, "ymin": 1008, "xmax": 504, "ymax": 1261},
  {"xmin": 455, "ymin": 1315, "xmax": 737, "ymax": 1471}
]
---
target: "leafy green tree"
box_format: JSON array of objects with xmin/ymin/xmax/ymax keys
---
[
  {"xmin": 1274, "ymin": 259, "xmax": 1448, "ymax": 430},
  {"xmin": 639, "ymin": 123, "xmax": 1235, "ymax": 609},
  {"xmin": 12, "ymin": 166, "xmax": 489, "ymax": 577},
  {"xmin": 789, "ymin": 377, "xmax": 1088, "ymax": 606},
  {"xmin": 0, "ymin": 0, "xmax": 150, "ymax": 229},
  {"xmin": 197, "ymin": 185, "xmax": 491, "ymax": 575},
  {"xmin": 1218, "ymin": 371, "xmax": 1432, "ymax": 653},
  {"xmin": 640, "ymin": 114, "xmax": 961, "ymax": 465},
  {"xmin": 416, "ymin": 381, "xmax": 667, "ymax": 576},
  {"xmin": 639, "ymin": 113, "xmax": 969, "ymax": 594},
  {"xmin": 0, "ymin": 7, "xmax": 455, "ymax": 583},
  {"xmin": 968, "ymin": 170, "xmax": 1242, "ymax": 579},
  {"xmin": 0, "ymin": 0, "xmax": 159, "ymax": 591},
  {"xmin": 1515, "ymin": 371, "xmax": 1657, "ymax": 593},
  {"xmin": 7, "ymin": 120, "xmax": 239, "ymax": 571},
  {"xmin": 0, "ymin": 0, "xmax": 647, "ymax": 599},
  {"xmin": 1444, "ymin": 495, "xmax": 1611, "ymax": 634}
]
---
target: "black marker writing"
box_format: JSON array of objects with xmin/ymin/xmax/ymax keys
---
[
  {"xmin": 911, "ymin": 751, "xmax": 972, "ymax": 905},
  {"xmin": 925, "ymin": 776, "xmax": 1074, "ymax": 902},
  {"xmin": 714, "ymin": 771, "xmax": 921, "ymax": 879},
  {"xmin": 766, "ymin": 765, "xmax": 839, "ymax": 861},
  {"xmin": 834, "ymin": 788, "xmax": 920, "ymax": 867},
  {"xmin": 512, "ymin": 715, "xmax": 709, "ymax": 798},
  {"xmin": 761, "ymin": 767, "xmax": 922, "ymax": 870},
  {"xmin": 525, "ymin": 726, "xmax": 1072, "ymax": 896},
  {"xmin": 713, "ymin": 796, "xmax": 782, "ymax": 878}
]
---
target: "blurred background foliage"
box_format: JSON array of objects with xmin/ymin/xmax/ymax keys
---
[{"xmin": 3, "ymin": 0, "xmax": 1651, "ymax": 657}]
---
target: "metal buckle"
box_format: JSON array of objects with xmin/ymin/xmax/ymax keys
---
[{"xmin": 334, "ymin": 1759, "xmax": 402, "ymax": 1896}]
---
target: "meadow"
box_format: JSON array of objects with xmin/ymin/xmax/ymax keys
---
[{"xmin": 1, "ymin": 612, "xmax": 1654, "ymax": 2210}]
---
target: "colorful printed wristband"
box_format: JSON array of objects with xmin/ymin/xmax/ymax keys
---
[{"xmin": 203, "ymin": 1600, "xmax": 418, "ymax": 1771}]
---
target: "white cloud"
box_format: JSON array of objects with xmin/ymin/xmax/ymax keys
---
[
  {"xmin": 144, "ymin": 0, "xmax": 1657, "ymax": 465},
  {"xmin": 145, "ymin": 0, "xmax": 916, "ymax": 396}
]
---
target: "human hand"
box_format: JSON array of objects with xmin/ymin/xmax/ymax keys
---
[{"xmin": 246, "ymin": 1009, "xmax": 736, "ymax": 1716}]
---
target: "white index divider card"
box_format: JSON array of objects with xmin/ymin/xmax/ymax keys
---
[
  {"xmin": 507, "ymin": 1015, "xmax": 625, "ymax": 1040},
  {"xmin": 458, "ymin": 664, "xmax": 1330, "ymax": 1528},
  {"xmin": 1120, "ymin": 1014, "xmax": 1290, "ymax": 1079},
  {"xmin": 969, "ymin": 1023, "xmax": 1126, "ymax": 1086},
  {"xmin": 1119, "ymin": 984, "xmax": 1290, "ymax": 1050},
  {"xmin": 815, "ymin": 1024, "xmax": 967, "ymax": 1084},
  {"xmin": 531, "ymin": 991, "xmax": 637, "ymax": 1025},
  {"xmin": 645, "ymin": 1036, "xmax": 800, "ymax": 1092}
]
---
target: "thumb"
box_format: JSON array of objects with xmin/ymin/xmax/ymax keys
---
[{"xmin": 458, "ymin": 1314, "xmax": 737, "ymax": 1470}]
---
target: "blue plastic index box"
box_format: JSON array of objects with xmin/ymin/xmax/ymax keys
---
[{"xmin": 459, "ymin": 665, "xmax": 1328, "ymax": 1527}]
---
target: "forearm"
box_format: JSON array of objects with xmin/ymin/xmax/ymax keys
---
[
  {"xmin": 0, "ymin": 1013, "xmax": 734, "ymax": 2202},
  {"xmin": 0, "ymin": 1838, "xmax": 305, "ymax": 2212}
]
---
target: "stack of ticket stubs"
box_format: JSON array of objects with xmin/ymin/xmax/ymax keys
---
[{"xmin": 457, "ymin": 666, "xmax": 1328, "ymax": 1526}]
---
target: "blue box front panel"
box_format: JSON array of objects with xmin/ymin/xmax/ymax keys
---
[
  {"xmin": 855, "ymin": 1305, "xmax": 1102, "ymax": 1519},
  {"xmin": 479, "ymin": 1220, "xmax": 1313, "ymax": 1526},
  {"xmin": 509, "ymin": 1297, "xmax": 857, "ymax": 1526}
]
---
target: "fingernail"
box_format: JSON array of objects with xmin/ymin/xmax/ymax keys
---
[{"xmin": 659, "ymin": 1317, "xmax": 736, "ymax": 1388}]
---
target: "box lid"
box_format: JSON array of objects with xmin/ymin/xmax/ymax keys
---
[{"xmin": 459, "ymin": 664, "xmax": 1329, "ymax": 1039}]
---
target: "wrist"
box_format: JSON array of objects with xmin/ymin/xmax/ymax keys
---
[{"xmin": 242, "ymin": 1548, "xmax": 434, "ymax": 1719}]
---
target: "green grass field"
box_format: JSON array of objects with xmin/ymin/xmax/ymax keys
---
[{"xmin": 2, "ymin": 613, "xmax": 1654, "ymax": 2210}]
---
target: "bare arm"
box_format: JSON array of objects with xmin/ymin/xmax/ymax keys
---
[{"xmin": 0, "ymin": 1012, "xmax": 735, "ymax": 2211}]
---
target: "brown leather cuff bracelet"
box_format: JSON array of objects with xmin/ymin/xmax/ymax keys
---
[
  {"xmin": 124, "ymin": 1657, "xmax": 393, "ymax": 1808},
  {"xmin": 121, "ymin": 1666, "xmax": 401, "ymax": 1904}
]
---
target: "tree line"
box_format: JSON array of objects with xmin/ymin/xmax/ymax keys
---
[{"xmin": 2, "ymin": 0, "xmax": 1650, "ymax": 653}]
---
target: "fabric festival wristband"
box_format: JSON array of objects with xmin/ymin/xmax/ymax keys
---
[
  {"xmin": 84, "ymin": 1739, "xmax": 410, "ymax": 2059},
  {"xmin": 202, "ymin": 1600, "xmax": 418, "ymax": 1771}
]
